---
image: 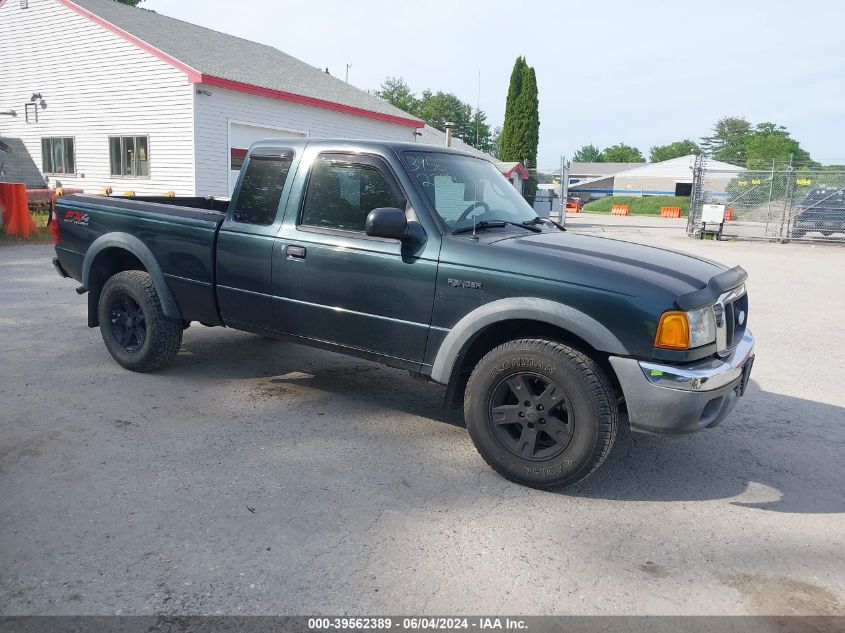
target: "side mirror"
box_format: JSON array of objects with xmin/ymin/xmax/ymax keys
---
[{"xmin": 365, "ymin": 207, "xmax": 408, "ymax": 240}]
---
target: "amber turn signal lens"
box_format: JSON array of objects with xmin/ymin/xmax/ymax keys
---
[{"xmin": 654, "ymin": 311, "xmax": 690, "ymax": 350}]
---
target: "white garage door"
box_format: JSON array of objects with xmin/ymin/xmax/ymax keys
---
[{"xmin": 228, "ymin": 122, "xmax": 307, "ymax": 193}]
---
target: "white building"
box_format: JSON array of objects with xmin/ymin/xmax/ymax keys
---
[
  {"xmin": 567, "ymin": 155, "xmax": 744, "ymax": 201},
  {"xmin": 0, "ymin": 0, "xmax": 426, "ymax": 196}
]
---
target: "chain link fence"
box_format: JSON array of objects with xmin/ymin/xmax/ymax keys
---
[{"xmin": 687, "ymin": 156, "xmax": 845, "ymax": 243}]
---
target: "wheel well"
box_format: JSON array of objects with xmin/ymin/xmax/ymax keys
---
[
  {"xmin": 442, "ymin": 319, "xmax": 621, "ymax": 409},
  {"xmin": 86, "ymin": 248, "xmax": 147, "ymax": 327}
]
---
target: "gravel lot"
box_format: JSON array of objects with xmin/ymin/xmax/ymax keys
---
[{"xmin": 1, "ymin": 218, "xmax": 843, "ymax": 616}]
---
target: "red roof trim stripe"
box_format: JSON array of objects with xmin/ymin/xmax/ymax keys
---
[
  {"xmin": 55, "ymin": 0, "xmax": 424, "ymax": 129},
  {"xmin": 502, "ymin": 164, "xmax": 530, "ymax": 180},
  {"xmin": 197, "ymin": 75, "xmax": 423, "ymax": 128}
]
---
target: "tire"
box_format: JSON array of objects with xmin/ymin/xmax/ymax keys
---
[
  {"xmin": 464, "ymin": 338, "xmax": 617, "ymax": 489},
  {"xmin": 98, "ymin": 270, "xmax": 183, "ymax": 372}
]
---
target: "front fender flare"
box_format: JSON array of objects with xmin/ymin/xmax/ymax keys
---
[
  {"xmin": 429, "ymin": 297, "xmax": 628, "ymax": 385},
  {"xmin": 82, "ymin": 232, "xmax": 181, "ymax": 321}
]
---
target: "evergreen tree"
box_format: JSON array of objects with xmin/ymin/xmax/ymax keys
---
[
  {"xmin": 700, "ymin": 117, "xmax": 751, "ymax": 164},
  {"xmin": 499, "ymin": 57, "xmax": 540, "ymax": 204},
  {"xmin": 498, "ymin": 57, "xmax": 527, "ymax": 158}
]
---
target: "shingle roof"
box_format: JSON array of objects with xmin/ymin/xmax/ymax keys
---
[
  {"xmin": 66, "ymin": 0, "xmax": 423, "ymax": 127},
  {"xmin": 0, "ymin": 138, "xmax": 47, "ymax": 188},
  {"xmin": 570, "ymin": 162, "xmax": 647, "ymax": 176}
]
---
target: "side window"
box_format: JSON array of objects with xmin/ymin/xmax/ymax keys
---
[
  {"xmin": 300, "ymin": 155, "xmax": 403, "ymax": 232},
  {"xmin": 233, "ymin": 154, "xmax": 293, "ymax": 225}
]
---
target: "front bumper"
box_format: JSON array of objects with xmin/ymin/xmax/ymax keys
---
[{"xmin": 608, "ymin": 330, "xmax": 755, "ymax": 435}]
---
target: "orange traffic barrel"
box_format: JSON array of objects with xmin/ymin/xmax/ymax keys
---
[{"xmin": 0, "ymin": 183, "xmax": 36, "ymax": 239}]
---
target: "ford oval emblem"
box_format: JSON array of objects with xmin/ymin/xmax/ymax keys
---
[{"xmin": 736, "ymin": 310, "xmax": 746, "ymax": 325}]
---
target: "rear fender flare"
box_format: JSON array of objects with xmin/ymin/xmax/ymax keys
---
[
  {"xmin": 82, "ymin": 233, "xmax": 181, "ymax": 321},
  {"xmin": 429, "ymin": 297, "xmax": 628, "ymax": 385}
]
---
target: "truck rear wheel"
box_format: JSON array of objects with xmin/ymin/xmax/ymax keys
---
[
  {"xmin": 464, "ymin": 338, "xmax": 617, "ymax": 489},
  {"xmin": 98, "ymin": 271, "xmax": 183, "ymax": 372}
]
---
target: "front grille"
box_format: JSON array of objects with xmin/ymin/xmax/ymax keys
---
[{"xmin": 715, "ymin": 285, "xmax": 747, "ymax": 356}]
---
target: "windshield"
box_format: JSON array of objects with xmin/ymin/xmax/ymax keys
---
[{"xmin": 402, "ymin": 151, "xmax": 538, "ymax": 231}]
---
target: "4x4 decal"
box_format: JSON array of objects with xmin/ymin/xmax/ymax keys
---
[{"xmin": 63, "ymin": 211, "xmax": 90, "ymax": 226}]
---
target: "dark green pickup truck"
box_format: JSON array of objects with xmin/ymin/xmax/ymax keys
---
[{"xmin": 52, "ymin": 139, "xmax": 754, "ymax": 489}]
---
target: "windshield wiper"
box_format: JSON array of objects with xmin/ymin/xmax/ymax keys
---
[
  {"xmin": 452, "ymin": 220, "xmax": 542, "ymax": 235},
  {"xmin": 523, "ymin": 217, "xmax": 566, "ymax": 232}
]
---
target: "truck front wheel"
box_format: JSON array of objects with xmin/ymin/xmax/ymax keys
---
[
  {"xmin": 98, "ymin": 271, "xmax": 183, "ymax": 372},
  {"xmin": 464, "ymin": 338, "xmax": 617, "ymax": 489}
]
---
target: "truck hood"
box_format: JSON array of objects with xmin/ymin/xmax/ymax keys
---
[{"xmin": 488, "ymin": 230, "xmax": 727, "ymax": 302}]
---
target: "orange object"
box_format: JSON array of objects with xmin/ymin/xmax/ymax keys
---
[
  {"xmin": 654, "ymin": 311, "xmax": 690, "ymax": 350},
  {"xmin": 565, "ymin": 200, "xmax": 580, "ymax": 213},
  {"xmin": 725, "ymin": 208, "xmax": 733, "ymax": 221},
  {"xmin": 0, "ymin": 183, "xmax": 36, "ymax": 239},
  {"xmin": 660, "ymin": 206, "xmax": 681, "ymax": 218},
  {"xmin": 610, "ymin": 204, "xmax": 629, "ymax": 216}
]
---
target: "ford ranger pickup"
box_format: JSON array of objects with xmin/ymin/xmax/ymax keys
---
[{"xmin": 52, "ymin": 139, "xmax": 755, "ymax": 488}]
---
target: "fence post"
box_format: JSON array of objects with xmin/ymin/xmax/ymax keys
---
[
  {"xmin": 687, "ymin": 155, "xmax": 705, "ymax": 236},
  {"xmin": 778, "ymin": 154, "xmax": 794, "ymax": 241}
]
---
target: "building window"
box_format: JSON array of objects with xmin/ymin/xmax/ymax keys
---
[
  {"xmin": 109, "ymin": 136, "xmax": 149, "ymax": 177},
  {"xmin": 25, "ymin": 102, "xmax": 38, "ymax": 123},
  {"xmin": 41, "ymin": 137, "xmax": 75, "ymax": 174},
  {"xmin": 232, "ymin": 153, "xmax": 293, "ymax": 225},
  {"xmin": 300, "ymin": 155, "xmax": 403, "ymax": 233}
]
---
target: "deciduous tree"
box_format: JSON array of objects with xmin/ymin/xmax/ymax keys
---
[
  {"xmin": 601, "ymin": 143, "xmax": 645, "ymax": 163},
  {"xmin": 649, "ymin": 139, "xmax": 700, "ymax": 163},
  {"xmin": 376, "ymin": 77, "xmax": 418, "ymax": 115},
  {"xmin": 572, "ymin": 144, "xmax": 604, "ymax": 162}
]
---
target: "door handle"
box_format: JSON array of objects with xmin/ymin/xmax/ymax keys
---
[{"xmin": 286, "ymin": 245, "xmax": 306, "ymax": 259}]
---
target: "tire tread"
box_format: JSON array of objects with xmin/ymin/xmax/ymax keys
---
[
  {"xmin": 99, "ymin": 270, "xmax": 182, "ymax": 372},
  {"xmin": 464, "ymin": 338, "xmax": 617, "ymax": 489}
]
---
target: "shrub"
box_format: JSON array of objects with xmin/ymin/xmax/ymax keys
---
[{"xmin": 581, "ymin": 195, "xmax": 689, "ymax": 216}]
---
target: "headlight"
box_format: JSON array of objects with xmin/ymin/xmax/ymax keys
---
[
  {"xmin": 686, "ymin": 306, "xmax": 716, "ymax": 348},
  {"xmin": 655, "ymin": 307, "xmax": 716, "ymax": 350}
]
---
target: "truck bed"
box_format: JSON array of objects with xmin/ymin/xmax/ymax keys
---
[{"xmin": 54, "ymin": 194, "xmax": 227, "ymax": 326}]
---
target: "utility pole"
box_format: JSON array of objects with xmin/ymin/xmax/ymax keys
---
[
  {"xmin": 345, "ymin": 64, "xmax": 352, "ymax": 83},
  {"xmin": 559, "ymin": 154, "xmax": 570, "ymax": 221}
]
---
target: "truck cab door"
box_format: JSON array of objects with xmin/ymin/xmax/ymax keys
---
[
  {"xmin": 271, "ymin": 151, "xmax": 440, "ymax": 366},
  {"xmin": 216, "ymin": 147, "xmax": 296, "ymax": 331}
]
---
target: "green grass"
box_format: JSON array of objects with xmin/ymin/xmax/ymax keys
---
[
  {"xmin": 581, "ymin": 195, "xmax": 689, "ymax": 216},
  {"xmin": 0, "ymin": 211, "xmax": 53, "ymax": 245}
]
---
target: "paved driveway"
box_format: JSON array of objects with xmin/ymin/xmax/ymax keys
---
[{"xmin": 1, "ymin": 227, "xmax": 843, "ymax": 615}]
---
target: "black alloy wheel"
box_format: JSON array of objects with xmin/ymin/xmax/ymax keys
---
[
  {"xmin": 109, "ymin": 292, "xmax": 147, "ymax": 352},
  {"xmin": 488, "ymin": 372, "xmax": 574, "ymax": 461}
]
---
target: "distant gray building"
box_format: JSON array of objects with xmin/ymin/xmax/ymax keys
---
[{"xmin": 564, "ymin": 156, "xmax": 744, "ymax": 202}]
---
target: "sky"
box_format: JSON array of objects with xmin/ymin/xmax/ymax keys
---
[{"xmin": 143, "ymin": 0, "xmax": 845, "ymax": 169}]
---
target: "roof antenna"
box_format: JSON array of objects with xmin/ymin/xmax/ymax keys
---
[{"xmin": 472, "ymin": 70, "xmax": 481, "ymax": 240}]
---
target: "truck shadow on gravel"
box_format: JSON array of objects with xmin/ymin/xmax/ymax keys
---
[
  {"xmin": 172, "ymin": 336, "xmax": 844, "ymax": 514},
  {"xmin": 173, "ymin": 331, "xmax": 467, "ymax": 427},
  {"xmin": 567, "ymin": 381, "xmax": 845, "ymax": 514}
]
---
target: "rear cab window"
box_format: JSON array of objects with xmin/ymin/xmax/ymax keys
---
[{"xmin": 232, "ymin": 151, "xmax": 294, "ymax": 225}]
